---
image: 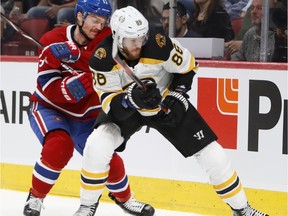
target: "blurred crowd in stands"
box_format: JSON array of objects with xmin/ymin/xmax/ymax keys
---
[{"xmin": 1, "ymin": 0, "xmax": 287, "ymax": 62}]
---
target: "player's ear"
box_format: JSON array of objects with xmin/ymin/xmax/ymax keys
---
[{"xmin": 76, "ymin": 12, "xmax": 83, "ymax": 24}]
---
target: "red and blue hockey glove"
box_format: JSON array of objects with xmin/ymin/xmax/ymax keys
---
[
  {"xmin": 61, "ymin": 73, "xmax": 94, "ymax": 102},
  {"xmin": 122, "ymin": 81, "xmax": 162, "ymax": 110},
  {"xmin": 40, "ymin": 41, "xmax": 80, "ymax": 68},
  {"xmin": 159, "ymin": 91, "xmax": 189, "ymax": 127}
]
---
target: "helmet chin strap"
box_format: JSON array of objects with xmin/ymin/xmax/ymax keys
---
[{"xmin": 78, "ymin": 17, "xmax": 92, "ymax": 42}]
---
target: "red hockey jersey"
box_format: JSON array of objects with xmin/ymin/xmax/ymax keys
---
[{"xmin": 30, "ymin": 25, "xmax": 111, "ymax": 121}]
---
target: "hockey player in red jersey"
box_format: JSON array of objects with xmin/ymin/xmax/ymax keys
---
[
  {"xmin": 75, "ymin": 6, "xmax": 269, "ymax": 216},
  {"xmin": 23, "ymin": 1, "xmax": 155, "ymax": 216}
]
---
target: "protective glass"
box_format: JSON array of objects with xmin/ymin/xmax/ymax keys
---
[{"xmin": 122, "ymin": 35, "xmax": 148, "ymax": 49}]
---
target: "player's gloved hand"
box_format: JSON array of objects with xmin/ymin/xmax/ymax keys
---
[
  {"xmin": 61, "ymin": 73, "xmax": 94, "ymax": 102},
  {"xmin": 40, "ymin": 41, "xmax": 80, "ymax": 68},
  {"xmin": 159, "ymin": 91, "xmax": 189, "ymax": 127},
  {"xmin": 122, "ymin": 81, "xmax": 162, "ymax": 109}
]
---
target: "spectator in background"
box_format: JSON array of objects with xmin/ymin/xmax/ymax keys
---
[
  {"xmin": 2, "ymin": 0, "xmax": 16, "ymax": 14},
  {"xmin": 178, "ymin": 0, "xmax": 195, "ymax": 20},
  {"xmin": 270, "ymin": 0, "xmax": 287, "ymax": 62},
  {"xmin": 240, "ymin": 0, "xmax": 253, "ymax": 17},
  {"xmin": 223, "ymin": 0, "xmax": 251, "ymax": 19},
  {"xmin": 2, "ymin": 0, "xmax": 24, "ymax": 21},
  {"xmin": 235, "ymin": 1, "xmax": 253, "ymax": 39},
  {"xmin": 22, "ymin": 0, "xmax": 40, "ymax": 13},
  {"xmin": 231, "ymin": 0, "xmax": 275, "ymax": 62},
  {"xmin": 190, "ymin": 0, "xmax": 235, "ymax": 42},
  {"xmin": 159, "ymin": 1, "xmax": 199, "ymax": 37},
  {"xmin": 1, "ymin": 0, "xmax": 25, "ymax": 42},
  {"xmin": 2, "ymin": 0, "xmax": 39, "ymax": 17},
  {"xmin": 1, "ymin": 0, "xmax": 48, "ymax": 43},
  {"xmin": 27, "ymin": 0, "xmax": 77, "ymax": 28},
  {"xmin": 225, "ymin": 2, "xmax": 253, "ymax": 58},
  {"xmin": 1, "ymin": 5, "xmax": 5, "ymax": 40},
  {"xmin": 116, "ymin": 0, "xmax": 169, "ymax": 28}
]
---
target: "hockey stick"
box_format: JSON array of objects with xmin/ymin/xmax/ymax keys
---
[
  {"xmin": 112, "ymin": 32, "xmax": 168, "ymax": 135},
  {"xmin": 112, "ymin": 32, "xmax": 147, "ymax": 90},
  {"xmin": 112, "ymin": 37, "xmax": 151, "ymax": 132},
  {"xmin": 112, "ymin": 34, "xmax": 169, "ymax": 111},
  {"xmin": 0, "ymin": 12, "xmax": 75, "ymax": 74}
]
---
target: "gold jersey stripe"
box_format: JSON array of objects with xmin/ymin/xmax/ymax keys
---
[
  {"xmin": 139, "ymin": 57, "xmax": 165, "ymax": 65},
  {"xmin": 101, "ymin": 92, "xmax": 119, "ymax": 112},
  {"xmin": 187, "ymin": 56, "xmax": 198, "ymax": 73}
]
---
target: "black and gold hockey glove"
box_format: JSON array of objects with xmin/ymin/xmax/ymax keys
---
[
  {"xmin": 159, "ymin": 91, "xmax": 189, "ymax": 127},
  {"xmin": 123, "ymin": 82, "xmax": 162, "ymax": 110}
]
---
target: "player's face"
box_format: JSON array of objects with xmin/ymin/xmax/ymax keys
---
[
  {"xmin": 122, "ymin": 36, "xmax": 147, "ymax": 60},
  {"xmin": 82, "ymin": 14, "xmax": 108, "ymax": 39}
]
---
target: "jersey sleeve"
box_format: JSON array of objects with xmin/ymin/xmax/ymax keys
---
[
  {"xmin": 35, "ymin": 26, "xmax": 87, "ymax": 105},
  {"xmin": 141, "ymin": 30, "xmax": 198, "ymax": 75},
  {"xmin": 163, "ymin": 37, "xmax": 198, "ymax": 75},
  {"xmin": 89, "ymin": 37, "xmax": 124, "ymax": 114}
]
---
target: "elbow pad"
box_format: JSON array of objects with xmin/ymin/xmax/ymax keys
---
[{"xmin": 169, "ymin": 70, "xmax": 196, "ymax": 92}]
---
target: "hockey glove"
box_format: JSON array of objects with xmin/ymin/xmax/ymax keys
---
[
  {"xmin": 159, "ymin": 91, "xmax": 189, "ymax": 127},
  {"xmin": 122, "ymin": 82, "xmax": 162, "ymax": 110},
  {"xmin": 40, "ymin": 41, "xmax": 80, "ymax": 68},
  {"xmin": 61, "ymin": 73, "xmax": 94, "ymax": 102}
]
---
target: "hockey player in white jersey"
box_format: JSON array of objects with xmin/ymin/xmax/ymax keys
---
[{"xmin": 74, "ymin": 6, "xmax": 269, "ymax": 216}]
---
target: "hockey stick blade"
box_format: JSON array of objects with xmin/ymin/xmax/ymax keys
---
[{"xmin": 1, "ymin": 12, "xmax": 76, "ymax": 74}]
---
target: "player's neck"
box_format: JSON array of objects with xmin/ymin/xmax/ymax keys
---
[
  {"xmin": 73, "ymin": 27, "xmax": 89, "ymax": 46},
  {"xmin": 119, "ymin": 51, "xmax": 140, "ymax": 67}
]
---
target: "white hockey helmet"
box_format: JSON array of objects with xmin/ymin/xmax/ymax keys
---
[{"xmin": 110, "ymin": 6, "xmax": 149, "ymax": 50}]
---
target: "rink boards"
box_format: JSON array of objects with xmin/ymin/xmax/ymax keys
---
[{"xmin": 0, "ymin": 56, "xmax": 287, "ymax": 215}]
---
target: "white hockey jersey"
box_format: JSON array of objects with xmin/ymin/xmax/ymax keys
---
[{"xmin": 89, "ymin": 30, "xmax": 198, "ymax": 116}]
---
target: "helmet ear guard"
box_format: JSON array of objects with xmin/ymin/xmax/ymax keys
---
[{"xmin": 110, "ymin": 6, "xmax": 149, "ymax": 50}]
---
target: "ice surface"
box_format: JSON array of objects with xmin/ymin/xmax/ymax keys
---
[{"xmin": 0, "ymin": 189, "xmax": 203, "ymax": 216}]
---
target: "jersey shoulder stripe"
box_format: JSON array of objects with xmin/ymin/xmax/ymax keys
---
[{"xmin": 89, "ymin": 35, "xmax": 117, "ymax": 72}]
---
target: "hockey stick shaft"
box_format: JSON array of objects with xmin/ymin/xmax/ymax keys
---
[
  {"xmin": 112, "ymin": 35, "xmax": 169, "ymax": 114},
  {"xmin": 113, "ymin": 54, "xmax": 147, "ymax": 90},
  {"xmin": 112, "ymin": 37, "xmax": 151, "ymax": 133},
  {"xmin": 112, "ymin": 33, "xmax": 147, "ymax": 90},
  {"xmin": 0, "ymin": 12, "xmax": 75, "ymax": 73}
]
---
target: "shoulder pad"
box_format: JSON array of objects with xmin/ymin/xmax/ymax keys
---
[
  {"xmin": 40, "ymin": 26, "xmax": 67, "ymax": 47},
  {"xmin": 142, "ymin": 28, "xmax": 174, "ymax": 61},
  {"xmin": 89, "ymin": 36, "xmax": 116, "ymax": 72}
]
